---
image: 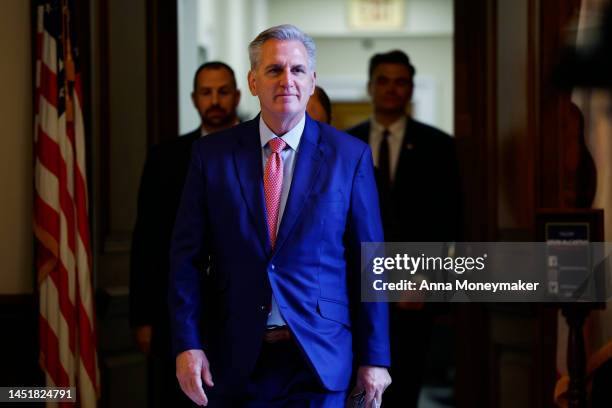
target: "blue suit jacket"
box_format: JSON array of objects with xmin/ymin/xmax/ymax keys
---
[{"xmin": 169, "ymin": 114, "xmax": 390, "ymax": 394}]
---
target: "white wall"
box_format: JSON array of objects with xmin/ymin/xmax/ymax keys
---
[
  {"xmin": 179, "ymin": 0, "xmax": 454, "ymax": 134},
  {"xmin": 179, "ymin": 0, "xmax": 261, "ymax": 133},
  {"xmin": 178, "ymin": 0, "xmax": 200, "ymax": 133},
  {"xmin": 314, "ymin": 35, "xmax": 453, "ymax": 132},
  {"xmin": 0, "ymin": 0, "xmax": 33, "ymax": 294},
  {"xmin": 265, "ymin": 0, "xmax": 453, "ymax": 132},
  {"xmin": 267, "ymin": 0, "xmax": 453, "ymax": 35}
]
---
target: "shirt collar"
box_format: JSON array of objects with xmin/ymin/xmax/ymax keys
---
[
  {"xmin": 259, "ymin": 114, "xmax": 305, "ymax": 151},
  {"xmin": 371, "ymin": 116, "xmax": 407, "ymax": 139}
]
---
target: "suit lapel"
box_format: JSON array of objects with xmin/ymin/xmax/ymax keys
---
[
  {"xmin": 393, "ymin": 117, "xmax": 417, "ymax": 192},
  {"xmin": 397, "ymin": 116, "xmax": 417, "ymax": 157},
  {"xmin": 233, "ymin": 117, "xmax": 271, "ymax": 254},
  {"xmin": 274, "ymin": 115, "xmax": 323, "ymax": 253},
  {"xmin": 402, "ymin": 117, "xmax": 416, "ymax": 149}
]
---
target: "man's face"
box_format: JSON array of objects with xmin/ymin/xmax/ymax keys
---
[
  {"xmin": 248, "ymin": 39, "xmax": 315, "ymax": 121},
  {"xmin": 192, "ymin": 68, "xmax": 240, "ymax": 129},
  {"xmin": 368, "ymin": 63, "xmax": 413, "ymax": 115}
]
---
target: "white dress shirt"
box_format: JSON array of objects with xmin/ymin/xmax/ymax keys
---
[{"xmin": 368, "ymin": 116, "xmax": 407, "ymax": 183}]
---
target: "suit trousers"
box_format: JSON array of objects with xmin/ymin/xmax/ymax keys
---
[{"xmin": 206, "ymin": 338, "xmax": 347, "ymax": 407}]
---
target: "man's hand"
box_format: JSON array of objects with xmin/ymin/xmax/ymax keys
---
[
  {"xmin": 133, "ymin": 325, "xmax": 152, "ymax": 355},
  {"xmin": 350, "ymin": 366, "xmax": 391, "ymax": 408},
  {"xmin": 176, "ymin": 349, "xmax": 214, "ymax": 406}
]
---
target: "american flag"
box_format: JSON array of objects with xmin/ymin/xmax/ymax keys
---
[{"xmin": 34, "ymin": 0, "xmax": 100, "ymax": 406}]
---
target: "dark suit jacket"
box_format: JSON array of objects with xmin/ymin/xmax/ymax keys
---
[
  {"xmin": 169, "ymin": 114, "xmax": 390, "ymax": 394},
  {"xmin": 347, "ymin": 118, "xmax": 461, "ymax": 242},
  {"xmin": 129, "ymin": 129, "xmax": 200, "ymax": 357}
]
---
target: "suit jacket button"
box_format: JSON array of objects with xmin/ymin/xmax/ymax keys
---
[
  {"xmin": 260, "ymin": 305, "xmax": 267, "ymax": 311},
  {"xmin": 270, "ymin": 264, "xmax": 275, "ymax": 270}
]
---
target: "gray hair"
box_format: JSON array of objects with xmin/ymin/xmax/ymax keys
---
[{"xmin": 248, "ymin": 24, "xmax": 316, "ymax": 71}]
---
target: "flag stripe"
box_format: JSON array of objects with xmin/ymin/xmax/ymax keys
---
[
  {"xmin": 39, "ymin": 64, "xmax": 58, "ymax": 108},
  {"xmin": 59, "ymin": 116, "xmax": 76, "ymax": 199},
  {"xmin": 48, "ymin": 256, "xmax": 76, "ymax": 353},
  {"xmin": 76, "ymin": 238, "xmax": 94, "ymax": 331},
  {"xmin": 40, "ymin": 279, "xmax": 72, "ymax": 385},
  {"xmin": 78, "ymin": 358, "xmax": 97, "ymax": 408},
  {"xmin": 35, "ymin": 157, "xmax": 61, "ymax": 212},
  {"xmin": 77, "ymin": 300, "xmax": 97, "ymax": 381},
  {"xmin": 36, "ymin": 131, "xmax": 61, "ymax": 181},
  {"xmin": 42, "ymin": 30, "xmax": 58, "ymax": 74},
  {"xmin": 38, "ymin": 96, "xmax": 59, "ymax": 142},
  {"xmin": 34, "ymin": 189, "xmax": 60, "ymax": 237},
  {"xmin": 37, "ymin": 131, "xmax": 77, "ymax": 254},
  {"xmin": 39, "ymin": 314, "xmax": 70, "ymax": 386}
]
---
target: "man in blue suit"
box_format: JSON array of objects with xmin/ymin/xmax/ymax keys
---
[{"xmin": 169, "ymin": 24, "xmax": 391, "ymax": 407}]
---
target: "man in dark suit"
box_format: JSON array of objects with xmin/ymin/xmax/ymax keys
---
[
  {"xmin": 347, "ymin": 50, "xmax": 461, "ymax": 407},
  {"xmin": 129, "ymin": 61, "xmax": 241, "ymax": 407},
  {"xmin": 170, "ymin": 25, "xmax": 391, "ymax": 407}
]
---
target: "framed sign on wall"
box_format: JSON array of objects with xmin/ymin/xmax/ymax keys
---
[{"xmin": 348, "ymin": 0, "xmax": 405, "ymax": 30}]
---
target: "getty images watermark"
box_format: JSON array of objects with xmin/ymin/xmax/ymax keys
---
[{"xmin": 360, "ymin": 242, "xmax": 612, "ymax": 302}]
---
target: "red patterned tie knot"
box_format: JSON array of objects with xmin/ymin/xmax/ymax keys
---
[{"xmin": 268, "ymin": 137, "xmax": 286, "ymax": 153}]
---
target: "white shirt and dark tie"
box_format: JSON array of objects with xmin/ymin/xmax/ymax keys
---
[{"xmin": 368, "ymin": 116, "xmax": 407, "ymax": 184}]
